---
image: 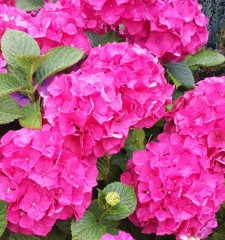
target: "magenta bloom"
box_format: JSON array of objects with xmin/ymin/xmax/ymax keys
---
[
  {"xmin": 0, "ymin": 124, "xmax": 97, "ymax": 236},
  {"xmin": 59, "ymin": 0, "xmax": 208, "ymax": 62},
  {"xmin": 28, "ymin": 1, "xmax": 91, "ymax": 53},
  {"xmin": 122, "ymin": 0, "xmax": 209, "ymax": 62},
  {"xmin": 100, "ymin": 231, "xmax": 135, "ymax": 240},
  {"xmin": 165, "ymin": 76, "xmax": 225, "ymax": 174},
  {"xmin": 44, "ymin": 43, "xmax": 173, "ymax": 158},
  {"xmin": 82, "ymin": 42, "xmax": 174, "ymax": 129},
  {"xmin": 121, "ymin": 132, "xmax": 225, "ymax": 239}
]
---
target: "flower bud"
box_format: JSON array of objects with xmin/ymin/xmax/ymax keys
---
[{"xmin": 105, "ymin": 192, "xmax": 120, "ymax": 206}]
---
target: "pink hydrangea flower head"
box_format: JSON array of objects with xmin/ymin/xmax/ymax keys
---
[
  {"xmin": 0, "ymin": 124, "xmax": 98, "ymax": 236},
  {"xmin": 28, "ymin": 2, "xmax": 91, "ymax": 53},
  {"xmin": 82, "ymin": 42, "xmax": 174, "ymax": 128},
  {"xmin": 121, "ymin": 132, "xmax": 225, "ymax": 239},
  {"xmin": 122, "ymin": 0, "xmax": 209, "ymax": 62},
  {"xmin": 0, "ymin": 4, "xmax": 30, "ymax": 44},
  {"xmin": 100, "ymin": 231, "xmax": 135, "ymax": 240},
  {"xmin": 165, "ymin": 76, "xmax": 225, "ymax": 174},
  {"xmin": 44, "ymin": 71, "xmax": 129, "ymax": 158}
]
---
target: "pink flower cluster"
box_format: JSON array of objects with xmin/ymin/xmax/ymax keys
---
[
  {"xmin": 43, "ymin": 42, "xmax": 173, "ymax": 158},
  {"xmin": 82, "ymin": 42, "xmax": 174, "ymax": 129},
  {"xmin": 121, "ymin": 132, "xmax": 225, "ymax": 239},
  {"xmin": 164, "ymin": 76, "xmax": 225, "ymax": 174},
  {"xmin": 0, "ymin": 124, "xmax": 97, "ymax": 235},
  {"xmin": 59, "ymin": 0, "xmax": 208, "ymax": 62},
  {"xmin": 0, "ymin": 0, "xmax": 15, "ymax": 6},
  {"xmin": 27, "ymin": 2, "xmax": 91, "ymax": 53},
  {"xmin": 0, "ymin": 4, "xmax": 30, "ymax": 40},
  {"xmin": 122, "ymin": 0, "xmax": 209, "ymax": 62},
  {"xmin": 100, "ymin": 231, "xmax": 135, "ymax": 240}
]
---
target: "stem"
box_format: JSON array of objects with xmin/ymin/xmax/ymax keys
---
[{"xmin": 98, "ymin": 206, "xmax": 111, "ymax": 221}]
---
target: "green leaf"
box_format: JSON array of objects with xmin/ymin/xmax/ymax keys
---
[
  {"xmin": 10, "ymin": 233, "xmax": 40, "ymax": 240},
  {"xmin": 16, "ymin": 0, "xmax": 44, "ymax": 11},
  {"xmin": 16, "ymin": 54, "xmax": 51, "ymax": 86},
  {"xmin": 85, "ymin": 31, "xmax": 100, "ymax": 48},
  {"xmin": 98, "ymin": 182, "xmax": 137, "ymax": 220},
  {"xmin": 19, "ymin": 101, "xmax": 42, "ymax": 129},
  {"xmin": 125, "ymin": 129, "xmax": 145, "ymax": 152},
  {"xmin": 111, "ymin": 153, "xmax": 128, "ymax": 172},
  {"xmin": 100, "ymin": 32, "xmax": 124, "ymax": 46},
  {"xmin": 1, "ymin": 29, "xmax": 40, "ymax": 68},
  {"xmin": 0, "ymin": 96, "xmax": 23, "ymax": 124},
  {"xmin": 185, "ymin": 49, "xmax": 225, "ymax": 67},
  {"xmin": 97, "ymin": 155, "xmax": 111, "ymax": 181},
  {"xmin": 0, "ymin": 201, "xmax": 7, "ymax": 238},
  {"xmin": 35, "ymin": 46, "xmax": 84, "ymax": 84},
  {"xmin": 7, "ymin": 65, "xmax": 28, "ymax": 87},
  {"xmin": 16, "ymin": 54, "xmax": 42, "ymax": 73},
  {"xmin": 165, "ymin": 61, "xmax": 195, "ymax": 89},
  {"xmin": 41, "ymin": 227, "xmax": 67, "ymax": 240},
  {"xmin": 213, "ymin": 227, "xmax": 225, "ymax": 240},
  {"xmin": 71, "ymin": 211, "xmax": 106, "ymax": 240},
  {"xmin": 88, "ymin": 200, "xmax": 119, "ymax": 235},
  {"xmin": 56, "ymin": 220, "xmax": 72, "ymax": 235},
  {"xmin": 0, "ymin": 74, "xmax": 23, "ymax": 96}
]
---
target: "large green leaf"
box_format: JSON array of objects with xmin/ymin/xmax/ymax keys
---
[
  {"xmin": 16, "ymin": 0, "xmax": 44, "ymax": 11},
  {"xmin": 19, "ymin": 101, "xmax": 42, "ymax": 129},
  {"xmin": 0, "ymin": 74, "xmax": 23, "ymax": 96},
  {"xmin": 98, "ymin": 182, "xmax": 137, "ymax": 220},
  {"xmin": 7, "ymin": 65, "xmax": 28, "ymax": 88},
  {"xmin": 71, "ymin": 211, "xmax": 106, "ymax": 240},
  {"xmin": 0, "ymin": 96, "xmax": 23, "ymax": 124},
  {"xmin": 185, "ymin": 49, "xmax": 225, "ymax": 67},
  {"xmin": 0, "ymin": 201, "xmax": 7, "ymax": 238},
  {"xmin": 1, "ymin": 29, "xmax": 40, "ymax": 67},
  {"xmin": 165, "ymin": 61, "xmax": 195, "ymax": 89},
  {"xmin": 35, "ymin": 46, "xmax": 84, "ymax": 84},
  {"xmin": 16, "ymin": 54, "xmax": 51, "ymax": 86}
]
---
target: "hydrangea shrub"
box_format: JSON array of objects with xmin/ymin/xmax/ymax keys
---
[{"xmin": 0, "ymin": 0, "xmax": 225, "ymax": 240}]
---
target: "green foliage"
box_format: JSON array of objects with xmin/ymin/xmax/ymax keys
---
[
  {"xmin": 71, "ymin": 211, "xmax": 107, "ymax": 240},
  {"xmin": 16, "ymin": 54, "xmax": 50, "ymax": 86},
  {"xmin": 98, "ymin": 182, "xmax": 137, "ymax": 220},
  {"xmin": 19, "ymin": 101, "xmax": 42, "ymax": 129},
  {"xmin": 9, "ymin": 233, "xmax": 40, "ymax": 240},
  {"xmin": 0, "ymin": 201, "xmax": 7, "ymax": 238},
  {"xmin": 0, "ymin": 96, "xmax": 23, "ymax": 124},
  {"xmin": 198, "ymin": 0, "xmax": 225, "ymax": 49},
  {"xmin": 56, "ymin": 220, "xmax": 72, "ymax": 235},
  {"xmin": 99, "ymin": 32, "xmax": 124, "ymax": 46},
  {"xmin": 88, "ymin": 200, "xmax": 119, "ymax": 235},
  {"xmin": 1, "ymin": 29, "xmax": 40, "ymax": 67},
  {"xmin": 16, "ymin": 0, "xmax": 44, "ymax": 11},
  {"xmin": 85, "ymin": 31, "xmax": 124, "ymax": 48},
  {"xmin": 97, "ymin": 155, "xmax": 111, "ymax": 181},
  {"xmin": 0, "ymin": 29, "xmax": 84, "ymax": 130},
  {"xmin": 41, "ymin": 227, "xmax": 67, "ymax": 240},
  {"xmin": 35, "ymin": 46, "xmax": 84, "ymax": 84},
  {"xmin": 85, "ymin": 31, "xmax": 101, "ymax": 48},
  {"xmin": 164, "ymin": 61, "xmax": 195, "ymax": 89},
  {"xmin": 125, "ymin": 129, "xmax": 145, "ymax": 152},
  {"xmin": 185, "ymin": 49, "xmax": 225, "ymax": 67},
  {"xmin": 0, "ymin": 74, "xmax": 23, "ymax": 96}
]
